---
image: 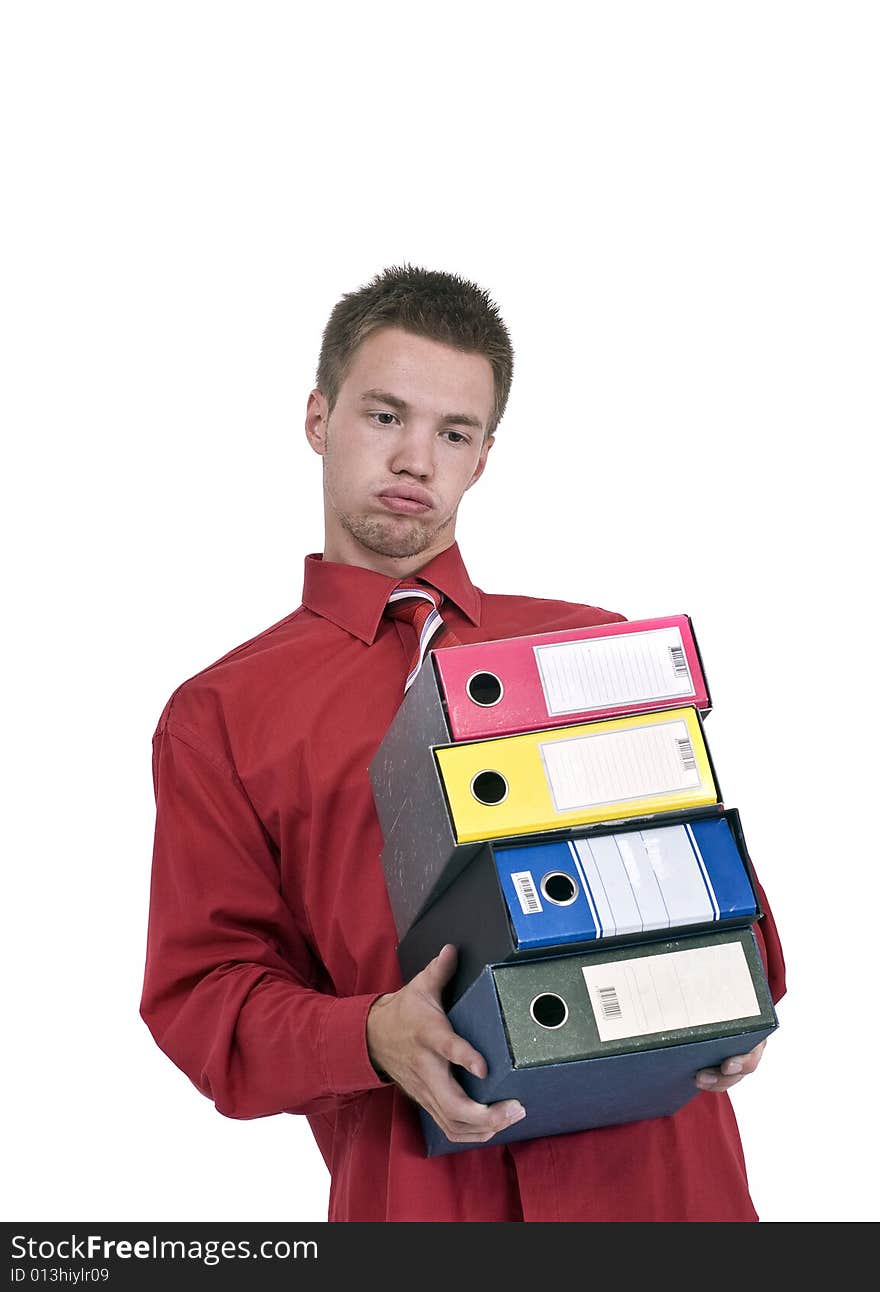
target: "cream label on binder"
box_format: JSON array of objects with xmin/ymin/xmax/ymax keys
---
[
  {"xmin": 539, "ymin": 716, "xmax": 702, "ymax": 812},
  {"xmin": 582, "ymin": 941, "xmax": 761, "ymax": 1043},
  {"xmin": 533, "ymin": 625, "xmax": 695, "ymax": 718}
]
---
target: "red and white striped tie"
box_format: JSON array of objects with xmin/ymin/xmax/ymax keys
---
[{"xmin": 384, "ymin": 579, "xmax": 462, "ymax": 692}]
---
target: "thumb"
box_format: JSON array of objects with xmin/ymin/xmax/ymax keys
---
[{"xmin": 419, "ymin": 943, "xmax": 458, "ymax": 997}]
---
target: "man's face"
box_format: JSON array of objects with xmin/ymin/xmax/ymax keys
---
[{"xmin": 305, "ymin": 326, "xmax": 496, "ymax": 569}]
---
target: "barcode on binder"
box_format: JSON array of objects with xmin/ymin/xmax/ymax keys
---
[
  {"xmin": 511, "ymin": 871, "xmax": 542, "ymax": 915},
  {"xmin": 598, "ymin": 985, "xmax": 622, "ymax": 1020},
  {"xmin": 676, "ymin": 736, "xmax": 697, "ymax": 771},
  {"xmin": 669, "ymin": 644, "xmax": 689, "ymax": 679}
]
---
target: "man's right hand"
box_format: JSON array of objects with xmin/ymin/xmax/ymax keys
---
[{"xmin": 366, "ymin": 943, "xmax": 527, "ymax": 1144}]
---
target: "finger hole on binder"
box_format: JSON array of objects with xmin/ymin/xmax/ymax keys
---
[
  {"xmin": 540, "ymin": 871, "xmax": 579, "ymax": 906},
  {"xmin": 470, "ymin": 770, "xmax": 509, "ymax": 805},
  {"xmin": 529, "ymin": 993, "xmax": 569, "ymax": 1030},
  {"xmin": 465, "ymin": 671, "xmax": 504, "ymax": 707}
]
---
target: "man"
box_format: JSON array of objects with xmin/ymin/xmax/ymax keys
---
[{"xmin": 141, "ymin": 264, "xmax": 785, "ymax": 1221}]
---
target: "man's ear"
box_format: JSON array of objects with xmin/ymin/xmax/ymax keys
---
[
  {"xmin": 465, "ymin": 433, "xmax": 495, "ymax": 491},
  {"xmin": 305, "ymin": 388, "xmax": 330, "ymax": 455}
]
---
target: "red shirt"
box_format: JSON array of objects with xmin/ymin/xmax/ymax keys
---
[{"xmin": 140, "ymin": 541, "xmax": 786, "ymax": 1222}]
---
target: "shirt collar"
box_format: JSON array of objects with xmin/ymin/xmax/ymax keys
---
[{"xmin": 301, "ymin": 540, "xmax": 482, "ymax": 645}]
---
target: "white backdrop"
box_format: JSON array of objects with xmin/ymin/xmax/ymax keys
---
[{"xmin": 3, "ymin": 1, "xmax": 877, "ymax": 1224}]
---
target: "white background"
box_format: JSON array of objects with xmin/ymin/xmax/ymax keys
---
[{"xmin": 3, "ymin": 1, "xmax": 877, "ymax": 1224}]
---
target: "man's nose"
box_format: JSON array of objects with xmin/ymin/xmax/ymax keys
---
[{"xmin": 389, "ymin": 426, "xmax": 435, "ymax": 478}]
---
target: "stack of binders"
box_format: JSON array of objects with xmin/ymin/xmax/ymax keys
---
[{"xmin": 368, "ymin": 615, "xmax": 779, "ymax": 1156}]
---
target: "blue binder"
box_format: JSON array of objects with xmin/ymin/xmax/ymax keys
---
[
  {"xmin": 396, "ymin": 808, "xmax": 761, "ymax": 1006},
  {"xmin": 497, "ymin": 814, "xmax": 756, "ymax": 950}
]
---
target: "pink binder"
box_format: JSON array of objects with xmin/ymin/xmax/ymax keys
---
[{"xmin": 435, "ymin": 614, "xmax": 711, "ymax": 741}]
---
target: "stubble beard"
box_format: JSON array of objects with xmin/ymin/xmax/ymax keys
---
[{"xmin": 337, "ymin": 507, "xmax": 453, "ymax": 560}]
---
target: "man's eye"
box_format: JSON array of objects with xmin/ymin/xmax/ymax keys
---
[
  {"xmin": 371, "ymin": 412, "xmax": 398, "ymax": 426},
  {"xmin": 444, "ymin": 431, "xmax": 468, "ymax": 444}
]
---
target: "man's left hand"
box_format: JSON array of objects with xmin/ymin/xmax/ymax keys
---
[{"xmin": 695, "ymin": 1039, "xmax": 767, "ymax": 1092}]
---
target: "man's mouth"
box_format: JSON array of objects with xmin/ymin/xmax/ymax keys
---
[{"xmin": 376, "ymin": 487, "xmax": 433, "ymax": 514}]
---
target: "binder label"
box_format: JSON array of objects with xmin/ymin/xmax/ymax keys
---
[
  {"xmin": 581, "ymin": 941, "xmax": 761, "ymax": 1042},
  {"xmin": 570, "ymin": 823, "xmax": 717, "ymax": 937},
  {"xmin": 511, "ymin": 870, "xmax": 543, "ymax": 915},
  {"xmin": 539, "ymin": 718, "xmax": 704, "ymax": 813},
  {"xmin": 533, "ymin": 626, "xmax": 694, "ymax": 716}
]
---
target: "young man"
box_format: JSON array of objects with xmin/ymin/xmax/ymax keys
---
[{"xmin": 141, "ymin": 264, "xmax": 785, "ymax": 1222}]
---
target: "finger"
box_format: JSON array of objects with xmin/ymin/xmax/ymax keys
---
[
  {"xmin": 695, "ymin": 1071, "xmax": 746, "ymax": 1092},
  {"xmin": 723, "ymin": 1039, "xmax": 767, "ymax": 1075},
  {"xmin": 410, "ymin": 1013, "xmax": 489, "ymax": 1080},
  {"xmin": 434, "ymin": 1026, "xmax": 489, "ymax": 1079},
  {"xmin": 441, "ymin": 1091, "xmax": 525, "ymax": 1136},
  {"xmin": 417, "ymin": 943, "xmax": 458, "ymax": 996},
  {"xmin": 696, "ymin": 1038, "xmax": 768, "ymax": 1090},
  {"xmin": 411, "ymin": 1063, "xmax": 525, "ymax": 1140},
  {"xmin": 432, "ymin": 1088, "xmax": 527, "ymax": 1141},
  {"xmin": 443, "ymin": 1102, "xmax": 527, "ymax": 1143},
  {"xmin": 719, "ymin": 1039, "xmax": 767, "ymax": 1079}
]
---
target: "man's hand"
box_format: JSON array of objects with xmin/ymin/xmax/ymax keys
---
[
  {"xmin": 366, "ymin": 943, "xmax": 527, "ymax": 1144},
  {"xmin": 695, "ymin": 1039, "xmax": 767, "ymax": 1092}
]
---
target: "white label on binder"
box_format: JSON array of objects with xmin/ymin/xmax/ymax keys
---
[
  {"xmin": 573, "ymin": 825, "xmax": 717, "ymax": 937},
  {"xmin": 533, "ymin": 626, "xmax": 693, "ymax": 716},
  {"xmin": 539, "ymin": 718, "xmax": 704, "ymax": 813},
  {"xmin": 581, "ymin": 941, "xmax": 760, "ymax": 1043},
  {"xmin": 511, "ymin": 870, "xmax": 542, "ymax": 915}
]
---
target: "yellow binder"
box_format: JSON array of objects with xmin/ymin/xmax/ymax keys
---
[{"xmin": 434, "ymin": 706, "xmax": 717, "ymax": 843}]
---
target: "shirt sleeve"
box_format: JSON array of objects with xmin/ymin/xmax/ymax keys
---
[
  {"xmin": 140, "ymin": 708, "xmax": 391, "ymax": 1121},
  {"xmin": 749, "ymin": 875, "xmax": 787, "ymax": 1006}
]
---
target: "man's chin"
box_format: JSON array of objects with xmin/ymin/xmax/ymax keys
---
[{"xmin": 343, "ymin": 514, "xmax": 442, "ymax": 560}]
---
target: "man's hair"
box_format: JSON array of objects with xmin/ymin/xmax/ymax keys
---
[{"xmin": 315, "ymin": 263, "xmax": 514, "ymax": 438}]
